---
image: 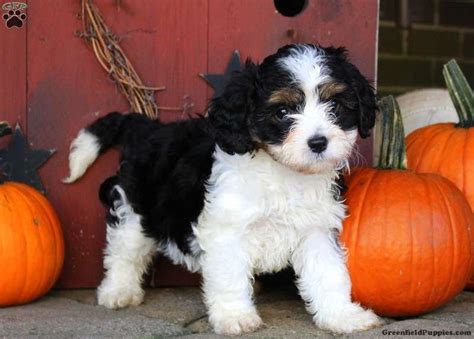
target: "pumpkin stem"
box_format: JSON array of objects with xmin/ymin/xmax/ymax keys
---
[
  {"xmin": 377, "ymin": 96, "xmax": 407, "ymax": 170},
  {"xmin": 443, "ymin": 59, "xmax": 474, "ymax": 128}
]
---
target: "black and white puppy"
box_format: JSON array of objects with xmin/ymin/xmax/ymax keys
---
[{"xmin": 64, "ymin": 44, "xmax": 381, "ymax": 335}]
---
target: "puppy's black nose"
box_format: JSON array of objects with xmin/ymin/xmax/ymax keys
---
[{"xmin": 308, "ymin": 135, "xmax": 328, "ymax": 153}]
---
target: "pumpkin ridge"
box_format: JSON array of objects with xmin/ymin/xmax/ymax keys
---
[
  {"xmin": 381, "ymin": 173, "xmax": 390, "ymax": 299},
  {"xmin": 1, "ymin": 185, "xmax": 24, "ymax": 305},
  {"xmin": 406, "ymin": 124, "xmax": 443, "ymax": 150},
  {"xmin": 423, "ymin": 126, "xmax": 454, "ymax": 169},
  {"xmin": 25, "ymin": 184, "xmax": 63, "ymax": 290},
  {"xmin": 17, "ymin": 186, "xmax": 47, "ymax": 304},
  {"xmin": 423, "ymin": 175, "xmax": 437, "ymax": 311},
  {"xmin": 407, "ymin": 176, "xmax": 415, "ymax": 307},
  {"xmin": 408, "ymin": 125, "xmax": 448, "ymax": 171},
  {"xmin": 12, "ymin": 184, "xmax": 47, "ymax": 304},
  {"xmin": 15, "ymin": 184, "xmax": 53, "ymax": 300},
  {"xmin": 461, "ymin": 128, "xmax": 468, "ymax": 198},
  {"xmin": 438, "ymin": 130, "xmax": 466, "ymax": 194},
  {"xmin": 21, "ymin": 187, "xmax": 47, "ymax": 302},
  {"xmin": 466, "ymin": 128, "xmax": 474, "ymax": 208},
  {"xmin": 437, "ymin": 128, "xmax": 459, "ymax": 174},
  {"xmin": 380, "ymin": 172, "xmax": 390, "ymax": 302},
  {"xmin": 413, "ymin": 124, "xmax": 454, "ymax": 173},
  {"xmin": 0, "ymin": 192, "xmax": 7, "ymax": 297},
  {"xmin": 351, "ymin": 169, "xmax": 378, "ymax": 271},
  {"xmin": 35, "ymin": 185, "xmax": 63, "ymax": 288},
  {"xmin": 432, "ymin": 179, "xmax": 459, "ymax": 307},
  {"xmin": 30, "ymin": 183, "xmax": 63, "ymax": 292},
  {"xmin": 7, "ymin": 184, "xmax": 31, "ymax": 304}
]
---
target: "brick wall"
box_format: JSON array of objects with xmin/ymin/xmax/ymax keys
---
[{"xmin": 378, "ymin": 0, "xmax": 474, "ymax": 96}]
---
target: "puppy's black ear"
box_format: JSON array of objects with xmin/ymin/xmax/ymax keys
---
[
  {"xmin": 340, "ymin": 60, "xmax": 376, "ymax": 138},
  {"xmin": 350, "ymin": 71, "xmax": 376, "ymax": 138},
  {"xmin": 325, "ymin": 47, "xmax": 377, "ymax": 138},
  {"xmin": 208, "ymin": 60, "xmax": 259, "ymax": 155}
]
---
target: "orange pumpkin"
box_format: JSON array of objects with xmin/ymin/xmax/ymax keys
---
[
  {"xmin": 341, "ymin": 168, "xmax": 473, "ymax": 317},
  {"xmin": 0, "ymin": 182, "xmax": 64, "ymax": 306},
  {"xmin": 406, "ymin": 60, "xmax": 474, "ymax": 289},
  {"xmin": 341, "ymin": 96, "xmax": 473, "ymax": 317},
  {"xmin": 407, "ymin": 124, "xmax": 474, "ymax": 207}
]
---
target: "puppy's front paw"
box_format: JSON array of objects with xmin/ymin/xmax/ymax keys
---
[
  {"xmin": 316, "ymin": 303, "xmax": 384, "ymax": 334},
  {"xmin": 97, "ymin": 280, "xmax": 144, "ymax": 309},
  {"xmin": 210, "ymin": 310, "xmax": 263, "ymax": 336}
]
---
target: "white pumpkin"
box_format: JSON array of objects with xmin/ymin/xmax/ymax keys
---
[
  {"xmin": 373, "ymin": 88, "xmax": 457, "ymax": 165},
  {"xmin": 397, "ymin": 88, "xmax": 457, "ymax": 135}
]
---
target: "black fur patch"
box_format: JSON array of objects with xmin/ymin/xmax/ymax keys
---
[
  {"xmin": 322, "ymin": 46, "xmax": 376, "ymax": 137},
  {"xmin": 332, "ymin": 172, "xmax": 347, "ymax": 201},
  {"xmin": 92, "ymin": 114, "xmax": 215, "ymax": 253}
]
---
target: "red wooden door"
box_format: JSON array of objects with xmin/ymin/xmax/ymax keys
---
[{"xmin": 0, "ymin": 0, "xmax": 378, "ymax": 288}]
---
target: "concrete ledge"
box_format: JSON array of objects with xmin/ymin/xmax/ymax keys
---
[{"xmin": 1, "ymin": 287, "xmax": 472, "ymax": 337}]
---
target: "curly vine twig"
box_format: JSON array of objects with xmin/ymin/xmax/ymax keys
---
[{"xmin": 79, "ymin": 0, "xmax": 164, "ymax": 119}]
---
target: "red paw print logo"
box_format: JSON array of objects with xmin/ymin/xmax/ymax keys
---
[{"xmin": 2, "ymin": 2, "xmax": 27, "ymax": 29}]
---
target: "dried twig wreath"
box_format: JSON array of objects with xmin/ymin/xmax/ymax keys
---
[{"xmin": 79, "ymin": 0, "xmax": 186, "ymax": 119}]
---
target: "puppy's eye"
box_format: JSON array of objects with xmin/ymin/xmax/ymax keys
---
[
  {"xmin": 276, "ymin": 107, "xmax": 290, "ymax": 121},
  {"xmin": 330, "ymin": 100, "xmax": 342, "ymax": 112}
]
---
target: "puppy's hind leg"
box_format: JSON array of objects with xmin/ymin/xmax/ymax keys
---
[{"xmin": 97, "ymin": 185, "xmax": 157, "ymax": 309}]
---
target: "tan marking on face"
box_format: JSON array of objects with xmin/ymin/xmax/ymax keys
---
[
  {"xmin": 319, "ymin": 82, "xmax": 347, "ymax": 101},
  {"xmin": 268, "ymin": 88, "xmax": 304, "ymax": 106}
]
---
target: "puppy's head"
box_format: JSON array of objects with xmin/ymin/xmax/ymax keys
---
[{"xmin": 208, "ymin": 44, "xmax": 376, "ymax": 174}]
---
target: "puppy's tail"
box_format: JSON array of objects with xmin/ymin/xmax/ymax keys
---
[{"xmin": 63, "ymin": 112, "xmax": 151, "ymax": 183}]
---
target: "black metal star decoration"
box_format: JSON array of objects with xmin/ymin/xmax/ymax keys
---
[
  {"xmin": 0, "ymin": 124, "xmax": 55, "ymax": 193},
  {"xmin": 200, "ymin": 50, "xmax": 243, "ymax": 98}
]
